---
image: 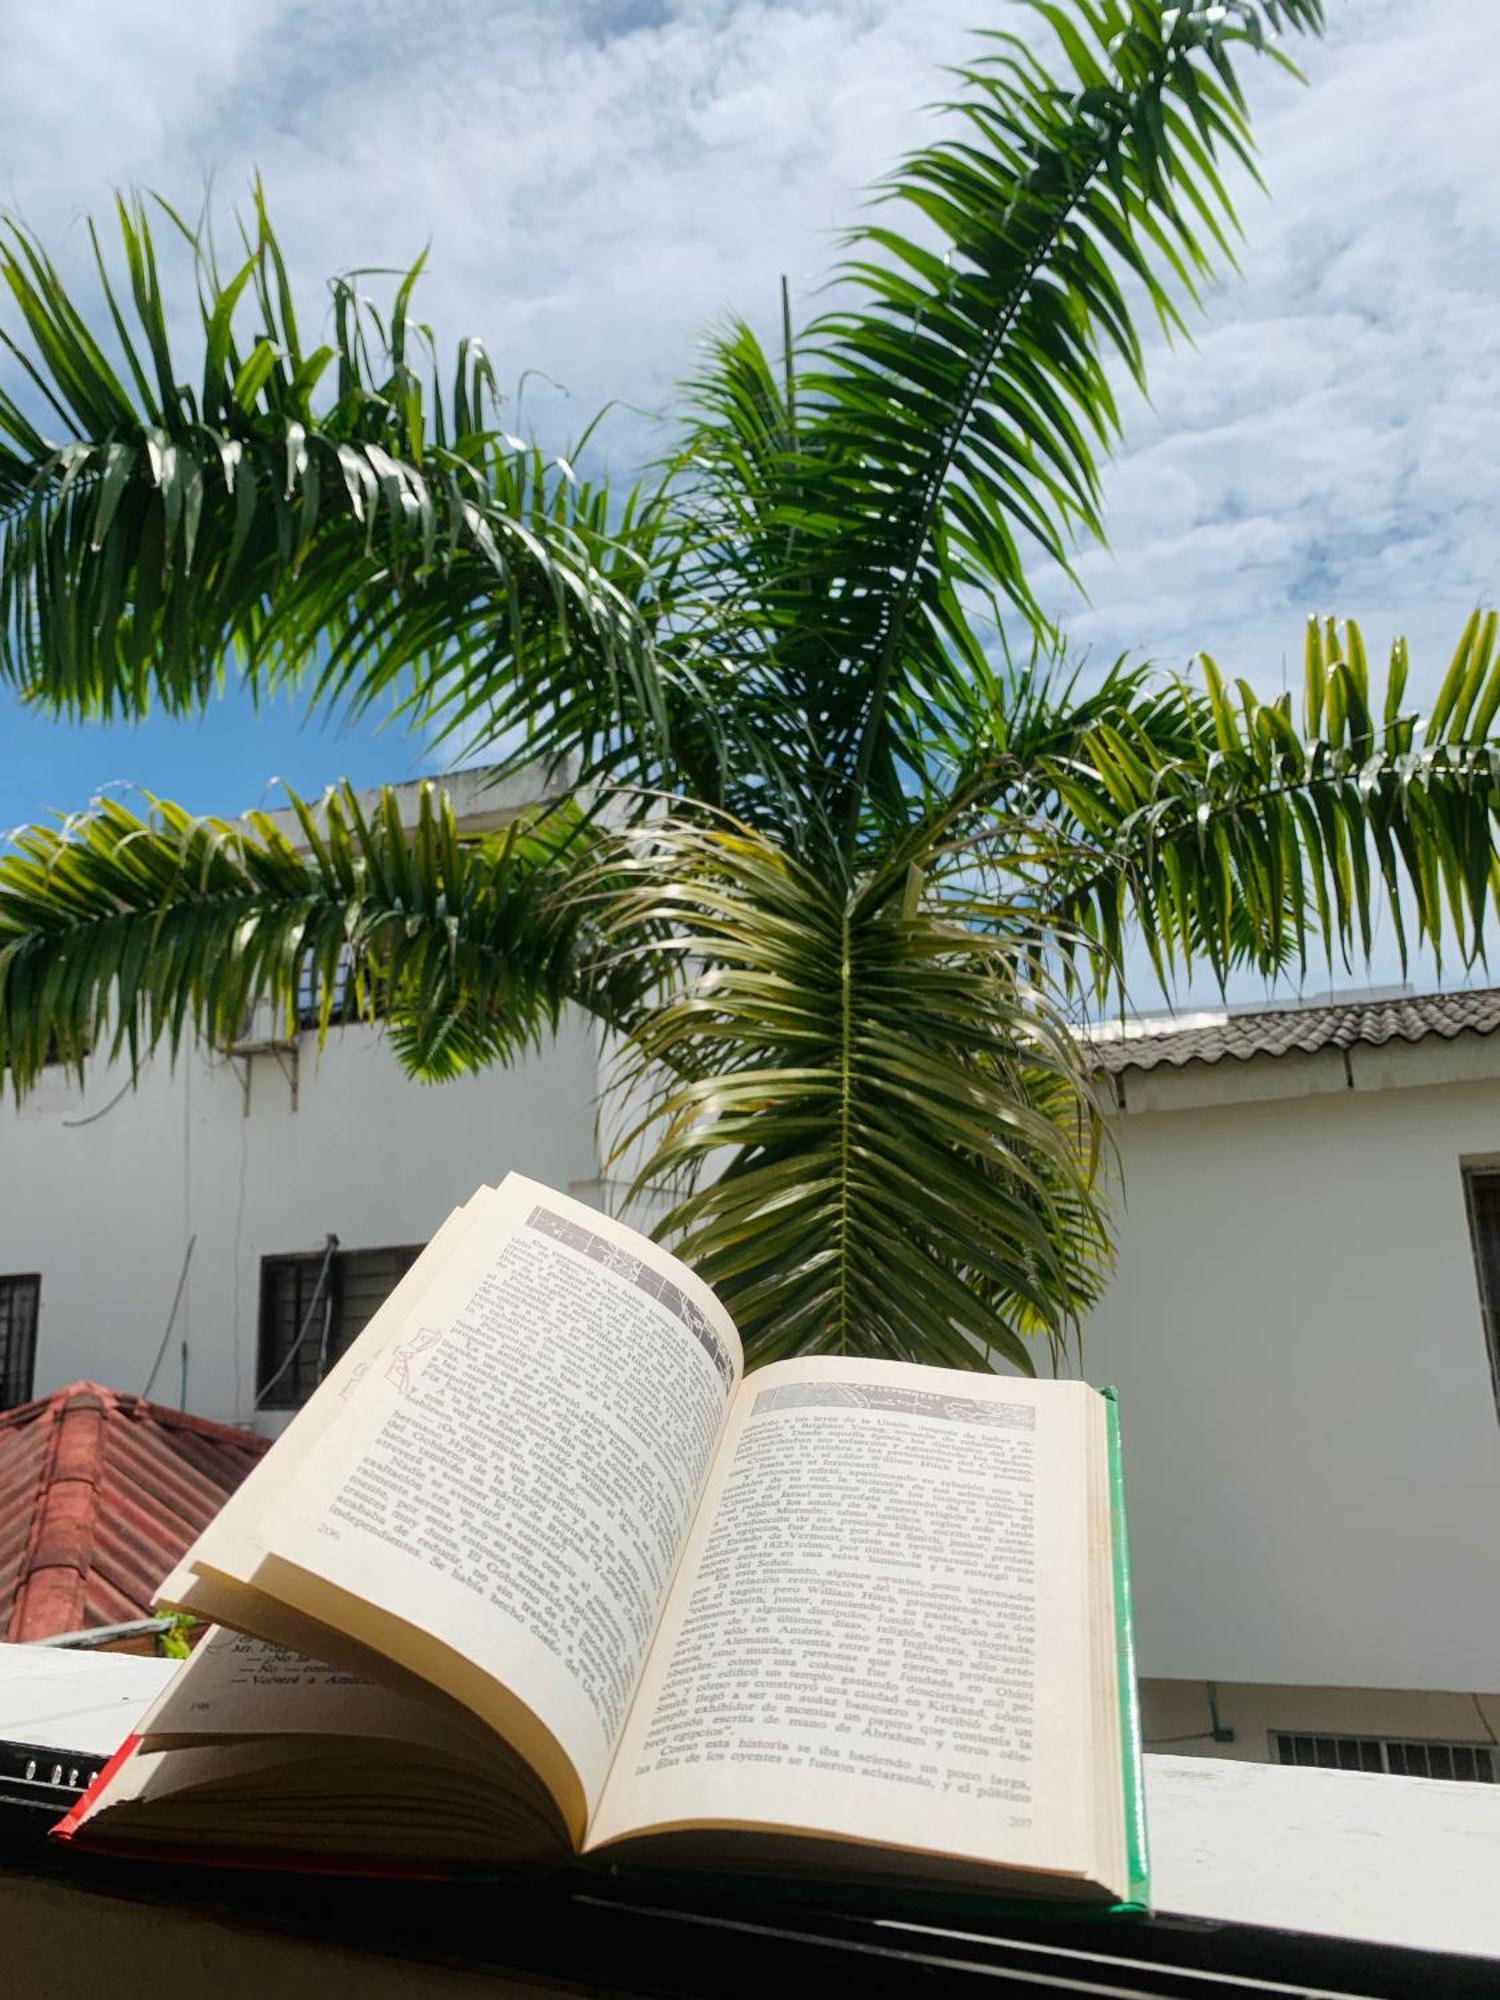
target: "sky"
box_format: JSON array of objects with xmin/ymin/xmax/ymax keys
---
[{"xmin": 2, "ymin": 0, "xmax": 1497, "ymax": 994}]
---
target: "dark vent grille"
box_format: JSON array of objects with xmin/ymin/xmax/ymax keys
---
[{"xmin": 1274, "ymin": 1731, "xmax": 1496, "ymax": 1782}]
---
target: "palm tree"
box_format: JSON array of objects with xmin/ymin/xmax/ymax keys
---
[{"xmin": 2, "ymin": 0, "xmax": 1498, "ymax": 1373}]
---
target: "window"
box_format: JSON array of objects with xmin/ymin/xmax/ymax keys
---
[
  {"xmin": 1273, "ymin": 1732, "xmax": 1496, "ymax": 1783},
  {"xmin": 1461, "ymin": 1165, "xmax": 1500, "ymax": 1417},
  {"xmin": 295, "ymin": 944, "xmax": 384, "ymax": 1031},
  {"xmin": 0, "ymin": 1275, "xmax": 40, "ymax": 1410},
  {"xmin": 297, "ymin": 945, "xmax": 350, "ymax": 1030},
  {"xmin": 256, "ymin": 1245, "xmax": 421, "ymax": 1409}
]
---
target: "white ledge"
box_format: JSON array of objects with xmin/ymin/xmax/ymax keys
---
[
  {"xmin": 4, "ymin": 1647, "xmax": 1499, "ymax": 1960},
  {"xmin": 1144, "ymin": 1751, "xmax": 1500, "ymax": 1959}
]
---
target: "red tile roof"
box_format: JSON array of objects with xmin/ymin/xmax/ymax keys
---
[{"xmin": 0, "ymin": 1382, "xmax": 268, "ymax": 1642}]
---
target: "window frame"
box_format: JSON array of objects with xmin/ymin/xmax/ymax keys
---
[
  {"xmin": 0, "ymin": 1273, "xmax": 41, "ymax": 1411},
  {"xmin": 1272, "ymin": 1729, "xmax": 1496, "ymax": 1783},
  {"xmin": 1460, "ymin": 1163, "xmax": 1500, "ymax": 1421},
  {"xmin": 256, "ymin": 1243, "xmax": 423, "ymax": 1410}
]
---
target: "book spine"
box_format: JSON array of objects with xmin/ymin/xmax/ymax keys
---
[{"xmin": 1100, "ymin": 1386, "xmax": 1150, "ymax": 1912}]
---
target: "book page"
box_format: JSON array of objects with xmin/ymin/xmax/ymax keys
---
[
  {"xmin": 241, "ymin": 1177, "xmax": 743, "ymax": 1835},
  {"xmin": 590, "ymin": 1358, "xmax": 1107, "ymax": 1886},
  {"xmin": 156, "ymin": 1200, "xmax": 482, "ymax": 1612},
  {"xmin": 135, "ymin": 1627, "xmax": 487, "ymax": 1756}
]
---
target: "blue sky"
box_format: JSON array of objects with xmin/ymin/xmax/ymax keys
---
[
  {"xmin": 0, "ymin": 699, "xmax": 429, "ymax": 832},
  {"xmin": 2, "ymin": 0, "xmax": 1497, "ymax": 991}
]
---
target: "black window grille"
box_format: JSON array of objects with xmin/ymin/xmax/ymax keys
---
[
  {"xmin": 257, "ymin": 1245, "xmax": 421, "ymax": 1409},
  {"xmin": 1273, "ymin": 1731, "xmax": 1496, "ymax": 1783},
  {"xmin": 0, "ymin": 1275, "xmax": 40, "ymax": 1410},
  {"xmin": 1462, "ymin": 1165, "xmax": 1500, "ymax": 1419}
]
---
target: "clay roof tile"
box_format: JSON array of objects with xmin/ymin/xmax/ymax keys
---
[{"xmin": 0, "ymin": 1381, "xmax": 268, "ymax": 1642}]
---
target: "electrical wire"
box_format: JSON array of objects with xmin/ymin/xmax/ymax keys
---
[
  {"xmin": 254, "ymin": 1234, "xmax": 339, "ymax": 1408},
  {"xmin": 61, "ymin": 1078, "xmax": 131, "ymax": 1128},
  {"xmin": 1144, "ymin": 1682, "xmax": 1235, "ymax": 1748},
  {"xmin": 140, "ymin": 1235, "xmax": 197, "ymax": 1401},
  {"xmin": 231, "ymin": 1087, "xmax": 249, "ymax": 1415}
]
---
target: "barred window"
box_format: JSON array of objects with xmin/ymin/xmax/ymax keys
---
[
  {"xmin": 257, "ymin": 1245, "xmax": 421, "ymax": 1409},
  {"xmin": 296, "ymin": 944, "xmax": 353, "ymax": 1029},
  {"xmin": 295, "ymin": 944, "xmax": 389, "ymax": 1031},
  {"xmin": 1273, "ymin": 1731, "xmax": 1496, "ymax": 1783},
  {"xmin": 0, "ymin": 1276, "xmax": 40, "ymax": 1410}
]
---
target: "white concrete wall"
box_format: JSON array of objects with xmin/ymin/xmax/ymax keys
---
[
  {"xmin": 0, "ymin": 1016, "xmax": 603, "ymax": 1430},
  {"xmin": 1080, "ymin": 1034, "xmax": 1500, "ymax": 1693}
]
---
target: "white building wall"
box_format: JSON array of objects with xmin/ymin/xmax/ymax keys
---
[
  {"xmin": 1138, "ymin": 1677, "xmax": 1500, "ymax": 1765},
  {"xmin": 1079, "ymin": 1035, "xmax": 1500, "ymax": 1694},
  {"xmin": 1, "ymin": 1015, "xmax": 603, "ymax": 1431}
]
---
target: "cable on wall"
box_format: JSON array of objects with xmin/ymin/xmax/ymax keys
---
[
  {"xmin": 140, "ymin": 1234, "xmax": 197, "ymax": 1401},
  {"xmin": 61, "ymin": 1078, "xmax": 131, "ymax": 1129},
  {"xmin": 253, "ymin": 1234, "xmax": 339, "ymax": 1410},
  {"xmin": 1144, "ymin": 1681, "xmax": 1236, "ymax": 1748}
]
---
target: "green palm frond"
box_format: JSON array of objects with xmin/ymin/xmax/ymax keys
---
[
  {"xmin": 0, "ymin": 6, "xmax": 1330, "ymax": 843},
  {"xmin": 598, "ymin": 813, "xmax": 1110, "ymax": 1372},
  {"xmin": 662, "ymin": 320, "xmax": 823, "ymax": 825},
  {"xmin": 0, "ymin": 780, "xmax": 619, "ymax": 1092},
  {"xmin": 0, "ymin": 189, "xmax": 676, "ymax": 783},
  {"xmin": 675, "ymin": 0, "xmax": 1326, "ymax": 844},
  {"xmin": 1035, "ymin": 616, "xmax": 1500, "ymax": 995}
]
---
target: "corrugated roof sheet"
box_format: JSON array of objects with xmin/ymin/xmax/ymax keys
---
[
  {"xmin": 1088, "ymin": 987, "xmax": 1500, "ymax": 1076},
  {"xmin": 0, "ymin": 1382, "xmax": 267, "ymax": 1642}
]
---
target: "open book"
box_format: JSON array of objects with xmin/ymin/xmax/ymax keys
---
[{"xmin": 58, "ymin": 1176, "xmax": 1147, "ymax": 1910}]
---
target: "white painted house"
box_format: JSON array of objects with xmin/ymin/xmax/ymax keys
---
[
  {"xmin": 1, "ymin": 765, "xmax": 1496, "ymax": 1774},
  {"xmin": 1083, "ymin": 994, "xmax": 1500, "ymax": 1775}
]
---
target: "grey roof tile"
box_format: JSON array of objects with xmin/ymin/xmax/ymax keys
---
[{"xmin": 1086, "ymin": 988, "xmax": 1500, "ymax": 1075}]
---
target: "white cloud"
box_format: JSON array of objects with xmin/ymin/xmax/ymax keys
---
[
  {"xmin": 5, "ymin": 0, "xmax": 1491, "ymax": 685},
  {"xmin": 2, "ymin": 0, "xmax": 993, "ymax": 457},
  {"xmin": 1046, "ymin": 0, "xmax": 1500, "ymax": 694}
]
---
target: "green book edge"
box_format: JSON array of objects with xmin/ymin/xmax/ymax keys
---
[
  {"xmin": 596, "ymin": 1384, "xmax": 1151, "ymax": 1925},
  {"xmin": 1102, "ymin": 1383, "xmax": 1151, "ymax": 1914}
]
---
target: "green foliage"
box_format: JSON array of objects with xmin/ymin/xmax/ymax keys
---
[
  {"xmin": 0, "ymin": 188, "xmax": 674, "ymax": 781},
  {"xmin": 0, "ymin": 780, "xmax": 622, "ymax": 1093},
  {"xmin": 1, "ymin": 3, "xmax": 1328, "ymax": 847},
  {"xmin": 5, "ymin": 0, "xmax": 1492, "ymax": 1376},
  {"xmin": 599, "ymin": 815, "xmax": 1109, "ymax": 1371},
  {"xmin": 1030, "ymin": 618, "xmax": 1500, "ymax": 993},
  {"xmin": 156, "ymin": 1612, "xmax": 195, "ymax": 1660},
  {"xmin": 662, "ymin": 0, "xmax": 1329, "ymax": 848}
]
